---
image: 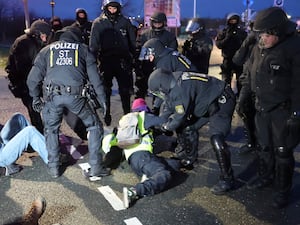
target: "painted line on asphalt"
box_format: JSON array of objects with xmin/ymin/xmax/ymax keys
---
[
  {"xmin": 98, "ymin": 185, "xmax": 126, "ymax": 211},
  {"xmin": 124, "ymin": 217, "xmax": 143, "ymax": 225}
]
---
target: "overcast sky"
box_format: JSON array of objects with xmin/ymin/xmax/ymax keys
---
[{"xmin": 27, "ymin": 0, "xmax": 299, "ymax": 20}]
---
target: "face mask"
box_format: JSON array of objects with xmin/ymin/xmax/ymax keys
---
[{"xmin": 77, "ymin": 17, "xmax": 87, "ymax": 25}]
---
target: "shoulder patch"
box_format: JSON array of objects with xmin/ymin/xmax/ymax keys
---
[{"xmin": 175, "ymin": 105, "xmax": 185, "ymax": 114}]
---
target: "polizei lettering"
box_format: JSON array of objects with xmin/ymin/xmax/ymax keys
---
[{"xmin": 50, "ymin": 42, "xmax": 79, "ymax": 66}]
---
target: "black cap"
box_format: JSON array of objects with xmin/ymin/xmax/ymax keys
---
[{"xmin": 253, "ymin": 6, "xmax": 296, "ymax": 38}]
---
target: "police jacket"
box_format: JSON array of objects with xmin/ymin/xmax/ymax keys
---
[
  {"xmin": 155, "ymin": 48, "xmax": 198, "ymax": 72},
  {"xmin": 138, "ymin": 28, "xmax": 178, "ymax": 50},
  {"xmin": 27, "ymin": 37, "xmax": 106, "ymax": 104},
  {"xmin": 232, "ymin": 31, "xmax": 257, "ymax": 67},
  {"xmin": 89, "ymin": 13, "xmax": 136, "ymax": 58},
  {"xmin": 215, "ymin": 25, "xmax": 247, "ymax": 59},
  {"xmin": 71, "ymin": 21, "xmax": 92, "ymax": 45},
  {"xmin": 241, "ymin": 32, "xmax": 300, "ymax": 113},
  {"xmin": 6, "ymin": 34, "xmax": 44, "ymax": 86},
  {"xmin": 182, "ymin": 32, "xmax": 213, "ymax": 73},
  {"xmin": 161, "ymin": 72, "xmax": 225, "ymax": 131}
]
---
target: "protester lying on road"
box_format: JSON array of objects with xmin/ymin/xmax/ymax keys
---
[{"xmin": 102, "ymin": 98, "xmax": 183, "ymax": 208}]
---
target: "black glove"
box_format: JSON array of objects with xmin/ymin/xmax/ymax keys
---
[
  {"xmin": 287, "ymin": 112, "xmax": 300, "ymax": 135},
  {"xmin": 152, "ymin": 107, "xmax": 160, "ymax": 116},
  {"xmin": 32, "ymin": 97, "xmax": 44, "ymax": 113},
  {"xmin": 160, "ymin": 124, "xmax": 174, "ymax": 136}
]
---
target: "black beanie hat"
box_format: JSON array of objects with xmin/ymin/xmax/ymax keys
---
[{"xmin": 254, "ymin": 7, "xmax": 289, "ymax": 35}]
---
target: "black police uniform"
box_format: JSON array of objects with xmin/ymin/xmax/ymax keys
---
[
  {"xmin": 148, "ymin": 69, "xmax": 236, "ymax": 195},
  {"xmin": 71, "ymin": 8, "xmax": 92, "ymax": 45},
  {"xmin": 241, "ymin": 7, "xmax": 300, "ymax": 208},
  {"xmin": 27, "ymin": 27, "xmax": 109, "ymax": 178},
  {"xmin": 135, "ymin": 28, "xmax": 178, "ymax": 99},
  {"xmin": 232, "ymin": 31, "xmax": 257, "ymax": 153},
  {"xmin": 215, "ymin": 14, "xmax": 247, "ymax": 89},
  {"xmin": 182, "ymin": 27, "xmax": 213, "ymax": 74},
  {"xmin": 5, "ymin": 20, "xmax": 50, "ymax": 134},
  {"xmin": 89, "ymin": 5, "xmax": 136, "ymax": 123}
]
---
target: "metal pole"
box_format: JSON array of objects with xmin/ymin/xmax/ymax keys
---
[
  {"xmin": 50, "ymin": 0, "xmax": 55, "ymax": 18},
  {"xmin": 193, "ymin": 0, "xmax": 197, "ymax": 18},
  {"xmin": 22, "ymin": 0, "xmax": 30, "ymax": 29}
]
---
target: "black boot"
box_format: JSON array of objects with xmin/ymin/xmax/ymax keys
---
[
  {"xmin": 175, "ymin": 127, "xmax": 199, "ymax": 167},
  {"xmin": 104, "ymin": 92, "xmax": 112, "ymax": 126},
  {"xmin": 238, "ymin": 125, "xmax": 256, "ymax": 154},
  {"xmin": 272, "ymin": 147, "xmax": 294, "ymax": 209},
  {"xmin": 120, "ymin": 92, "xmax": 131, "ymax": 115},
  {"xmin": 210, "ymin": 135, "xmax": 235, "ymax": 195},
  {"xmin": 247, "ymin": 147, "xmax": 274, "ymax": 189}
]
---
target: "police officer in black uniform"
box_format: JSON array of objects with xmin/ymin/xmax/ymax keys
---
[
  {"xmin": 241, "ymin": 7, "xmax": 300, "ymax": 208},
  {"xmin": 71, "ymin": 8, "xmax": 92, "ymax": 45},
  {"xmin": 148, "ymin": 68, "xmax": 236, "ymax": 195},
  {"xmin": 134, "ymin": 11, "xmax": 178, "ymax": 99},
  {"xmin": 232, "ymin": 13, "xmax": 258, "ymax": 154},
  {"xmin": 182, "ymin": 18, "xmax": 213, "ymax": 74},
  {"xmin": 89, "ymin": 0, "xmax": 136, "ymax": 126},
  {"xmin": 215, "ymin": 13, "xmax": 247, "ymax": 91},
  {"xmin": 139, "ymin": 37, "xmax": 197, "ymax": 114},
  {"xmin": 5, "ymin": 20, "xmax": 51, "ymax": 134},
  {"xmin": 27, "ymin": 26, "xmax": 110, "ymax": 179}
]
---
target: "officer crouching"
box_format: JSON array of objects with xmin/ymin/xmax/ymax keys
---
[
  {"xmin": 148, "ymin": 68, "xmax": 236, "ymax": 195},
  {"xmin": 26, "ymin": 26, "xmax": 110, "ymax": 179}
]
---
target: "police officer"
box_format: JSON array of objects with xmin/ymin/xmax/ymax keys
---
[
  {"xmin": 233, "ymin": 13, "xmax": 258, "ymax": 154},
  {"xmin": 182, "ymin": 18, "xmax": 213, "ymax": 74},
  {"xmin": 139, "ymin": 38, "xmax": 197, "ymax": 114},
  {"xmin": 215, "ymin": 13, "xmax": 247, "ymax": 91},
  {"xmin": 5, "ymin": 20, "xmax": 51, "ymax": 134},
  {"xmin": 241, "ymin": 7, "xmax": 300, "ymax": 208},
  {"xmin": 48, "ymin": 16, "xmax": 64, "ymax": 44},
  {"xmin": 71, "ymin": 8, "xmax": 92, "ymax": 45},
  {"xmin": 27, "ymin": 26, "xmax": 110, "ymax": 179},
  {"xmin": 89, "ymin": 0, "xmax": 136, "ymax": 126},
  {"xmin": 148, "ymin": 68, "xmax": 236, "ymax": 195},
  {"xmin": 134, "ymin": 11, "xmax": 178, "ymax": 98}
]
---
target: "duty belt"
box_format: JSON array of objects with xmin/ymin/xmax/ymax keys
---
[{"xmin": 45, "ymin": 84, "xmax": 83, "ymax": 95}]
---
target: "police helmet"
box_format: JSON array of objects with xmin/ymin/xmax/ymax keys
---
[
  {"xmin": 185, "ymin": 18, "xmax": 205, "ymax": 34},
  {"xmin": 56, "ymin": 26, "xmax": 84, "ymax": 43},
  {"xmin": 253, "ymin": 7, "xmax": 295, "ymax": 37},
  {"xmin": 139, "ymin": 38, "xmax": 166, "ymax": 61},
  {"xmin": 103, "ymin": 0, "xmax": 122, "ymax": 9},
  {"xmin": 76, "ymin": 8, "xmax": 88, "ymax": 25},
  {"xmin": 150, "ymin": 12, "xmax": 167, "ymax": 31},
  {"xmin": 226, "ymin": 13, "xmax": 240, "ymax": 25},
  {"xmin": 148, "ymin": 68, "xmax": 177, "ymax": 99},
  {"xmin": 30, "ymin": 19, "xmax": 51, "ymax": 36},
  {"xmin": 102, "ymin": 0, "xmax": 122, "ymax": 20}
]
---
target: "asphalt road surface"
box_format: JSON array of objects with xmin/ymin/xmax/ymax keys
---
[{"xmin": 0, "ymin": 58, "xmax": 300, "ymax": 225}]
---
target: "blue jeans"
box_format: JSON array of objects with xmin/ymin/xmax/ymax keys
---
[{"xmin": 0, "ymin": 113, "xmax": 48, "ymax": 167}]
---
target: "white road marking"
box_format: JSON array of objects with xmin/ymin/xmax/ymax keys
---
[
  {"xmin": 98, "ymin": 185, "xmax": 126, "ymax": 211},
  {"xmin": 124, "ymin": 217, "xmax": 143, "ymax": 225}
]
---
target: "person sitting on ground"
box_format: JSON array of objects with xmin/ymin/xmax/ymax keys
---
[
  {"xmin": 102, "ymin": 98, "xmax": 182, "ymax": 208},
  {"xmin": 0, "ymin": 113, "xmax": 48, "ymax": 176}
]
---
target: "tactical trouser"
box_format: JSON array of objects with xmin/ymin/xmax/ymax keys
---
[
  {"xmin": 175, "ymin": 126, "xmax": 199, "ymax": 165},
  {"xmin": 274, "ymin": 147, "xmax": 295, "ymax": 195},
  {"xmin": 43, "ymin": 95, "xmax": 104, "ymax": 173}
]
